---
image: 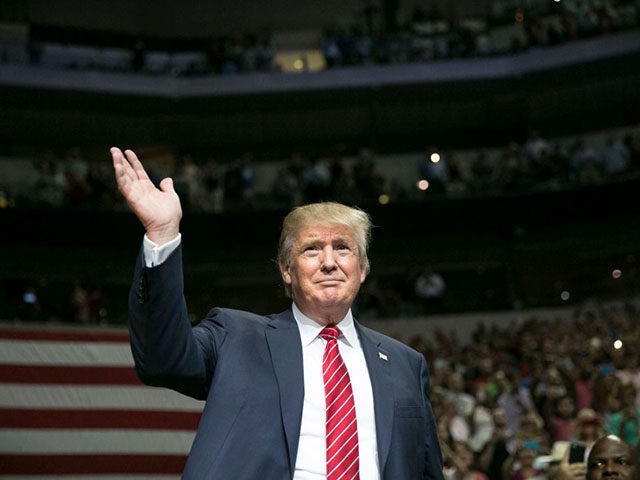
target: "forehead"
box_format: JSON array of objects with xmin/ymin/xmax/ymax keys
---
[
  {"xmin": 294, "ymin": 224, "xmax": 356, "ymax": 242},
  {"xmin": 591, "ymin": 440, "xmax": 633, "ymax": 460}
]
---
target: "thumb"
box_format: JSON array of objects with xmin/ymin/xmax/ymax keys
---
[{"xmin": 159, "ymin": 177, "xmax": 175, "ymax": 193}]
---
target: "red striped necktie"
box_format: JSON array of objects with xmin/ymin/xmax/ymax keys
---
[{"xmin": 320, "ymin": 325, "xmax": 360, "ymax": 480}]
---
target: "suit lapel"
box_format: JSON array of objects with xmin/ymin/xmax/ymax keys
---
[
  {"xmin": 265, "ymin": 311, "xmax": 304, "ymax": 477},
  {"xmin": 356, "ymin": 322, "xmax": 394, "ymax": 473}
]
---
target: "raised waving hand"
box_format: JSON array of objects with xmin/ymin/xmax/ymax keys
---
[{"xmin": 111, "ymin": 147, "xmax": 182, "ymax": 245}]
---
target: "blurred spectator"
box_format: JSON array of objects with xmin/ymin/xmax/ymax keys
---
[
  {"xmin": 478, "ymin": 407, "xmax": 515, "ymax": 479},
  {"xmin": 524, "ymin": 130, "xmax": 551, "ymax": 165},
  {"xmin": 34, "ymin": 153, "xmax": 66, "ymax": 207},
  {"xmin": 569, "ymin": 137, "xmax": 601, "ymax": 184},
  {"xmin": 495, "ymin": 142, "xmax": 531, "ymax": 191},
  {"xmin": 201, "ymin": 158, "xmax": 224, "ymax": 213},
  {"xmin": 70, "ymin": 280, "xmax": 90, "ymax": 324},
  {"xmin": 600, "ymin": 135, "xmax": 630, "ymax": 176},
  {"xmin": 548, "ymin": 395, "xmax": 578, "ymax": 443},
  {"xmin": 495, "ymin": 369, "xmax": 536, "ymax": 435},
  {"xmin": 624, "ymin": 132, "xmax": 640, "ymax": 171},
  {"xmin": 352, "ymin": 147, "xmax": 387, "ymax": 200},
  {"xmin": 504, "ymin": 439, "xmax": 546, "ymax": 480},
  {"xmin": 224, "ymin": 154, "xmax": 256, "ymax": 206},
  {"xmin": 469, "ymin": 150, "xmax": 496, "ymax": 192},
  {"xmin": 443, "ymin": 440, "xmax": 488, "ymax": 480},
  {"xmin": 414, "ymin": 265, "xmax": 447, "ymax": 314},
  {"xmin": 64, "ymin": 148, "xmax": 90, "ymax": 206},
  {"xmin": 516, "ymin": 410, "xmax": 550, "ymax": 455},
  {"xmin": 301, "ymin": 155, "xmax": 332, "ymax": 202},
  {"xmin": 606, "ymin": 382, "xmax": 640, "ymax": 448},
  {"xmin": 572, "ymin": 408, "xmax": 606, "ymax": 449}
]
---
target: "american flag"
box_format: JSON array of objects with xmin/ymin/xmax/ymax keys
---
[{"xmin": 0, "ymin": 324, "xmax": 203, "ymax": 479}]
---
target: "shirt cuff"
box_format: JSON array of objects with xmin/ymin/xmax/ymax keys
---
[{"xmin": 142, "ymin": 233, "xmax": 181, "ymax": 268}]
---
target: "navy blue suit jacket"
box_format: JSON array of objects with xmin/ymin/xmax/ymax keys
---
[{"xmin": 129, "ymin": 245, "xmax": 443, "ymax": 479}]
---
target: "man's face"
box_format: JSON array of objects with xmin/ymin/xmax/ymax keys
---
[
  {"xmin": 280, "ymin": 224, "xmax": 366, "ymax": 325},
  {"xmin": 587, "ymin": 437, "xmax": 638, "ymax": 480}
]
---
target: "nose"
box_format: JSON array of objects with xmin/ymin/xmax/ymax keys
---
[
  {"xmin": 320, "ymin": 247, "xmax": 337, "ymax": 272},
  {"xmin": 602, "ymin": 462, "xmax": 619, "ymax": 477}
]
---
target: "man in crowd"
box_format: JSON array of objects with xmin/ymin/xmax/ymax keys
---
[{"xmin": 587, "ymin": 435, "xmax": 638, "ymax": 480}]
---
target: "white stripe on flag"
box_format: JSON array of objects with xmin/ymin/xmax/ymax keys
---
[
  {"xmin": 0, "ymin": 340, "xmax": 134, "ymax": 366},
  {"xmin": 0, "ymin": 429, "xmax": 195, "ymax": 454},
  {"xmin": 0, "ymin": 385, "xmax": 204, "ymax": 411}
]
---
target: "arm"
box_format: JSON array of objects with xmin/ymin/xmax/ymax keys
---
[{"xmin": 111, "ymin": 147, "xmax": 210, "ymax": 398}]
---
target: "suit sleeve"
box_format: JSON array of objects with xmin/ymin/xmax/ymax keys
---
[
  {"xmin": 420, "ymin": 356, "xmax": 444, "ymax": 479},
  {"xmin": 128, "ymin": 243, "xmax": 221, "ymax": 400}
]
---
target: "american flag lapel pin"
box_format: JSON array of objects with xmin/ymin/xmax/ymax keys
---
[{"xmin": 378, "ymin": 351, "xmax": 388, "ymax": 361}]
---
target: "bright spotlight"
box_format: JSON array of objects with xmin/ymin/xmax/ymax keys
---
[
  {"xmin": 430, "ymin": 153, "xmax": 440, "ymax": 163},
  {"xmin": 378, "ymin": 194, "xmax": 390, "ymax": 205},
  {"xmin": 417, "ymin": 179, "xmax": 430, "ymax": 191}
]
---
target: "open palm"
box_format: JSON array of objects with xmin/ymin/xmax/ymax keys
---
[{"xmin": 111, "ymin": 147, "xmax": 182, "ymax": 245}]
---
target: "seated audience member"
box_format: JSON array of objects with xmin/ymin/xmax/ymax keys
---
[
  {"xmin": 443, "ymin": 440, "xmax": 488, "ymax": 480},
  {"xmin": 607, "ymin": 383, "xmax": 640, "ymax": 448},
  {"xmin": 505, "ymin": 439, "xmax": 546, "ymax": 480},
  {"xmin": 572, "ymin": 409, "xmax": 606, "ymax": 450},
  {"xmin": 549, "ymin": 395, "xmax": 578, "ymax": 443}
]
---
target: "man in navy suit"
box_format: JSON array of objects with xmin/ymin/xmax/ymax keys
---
[{"xmin": 111, "ymin": 147, "xmax": 443, "ymax": 479}]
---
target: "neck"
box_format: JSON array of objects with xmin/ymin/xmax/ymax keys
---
[{"xmin": 293, "ymin": 302, "xmax": 350, "ymax": 327}]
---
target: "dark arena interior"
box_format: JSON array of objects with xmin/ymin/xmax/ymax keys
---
[{"xmin": 1, "ymin": 0, "xmax": 640, "ymax": 477}]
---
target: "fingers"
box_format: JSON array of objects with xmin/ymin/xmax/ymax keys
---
[
  {"xmin": 123, "ymin": 149, "xmax": 151, "ymax": 182},
  {"xmin": 159, "ymin": 177, "xmax": 175, "ymax": 194},
  {"xmin": 110, "ymin": 147, "xmax": 149, "ymax": 182}
]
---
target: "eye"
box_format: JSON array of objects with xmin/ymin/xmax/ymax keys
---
[{"xmin": 302, "ymin": 245, "xmax": 320, "ymax": 255}]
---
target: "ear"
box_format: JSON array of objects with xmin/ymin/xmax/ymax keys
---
[
  {"xmin": 280, "ymin": 264, "xmax": 292, "ymax": 285},
  {"xmin": 359, "ymin": 269, "xmax": 367, "ymax": 284}
]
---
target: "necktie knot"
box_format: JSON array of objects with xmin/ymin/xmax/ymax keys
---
[{"xmin": 320, "ymin": 326, "xmax": 341, "ymax": 342}]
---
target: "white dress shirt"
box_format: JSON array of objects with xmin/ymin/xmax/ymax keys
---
[
  {"xmin": 142, "ymin": 235, "xmax": 380, "ymax": 479},
  {"xmin": 292, "ymin": 303, "xmax": 380, "ymax": 480}
]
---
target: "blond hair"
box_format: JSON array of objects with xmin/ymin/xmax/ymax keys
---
[{"xmin": 277, "ymin": 202, "xmax": 372, "ymax": 297}]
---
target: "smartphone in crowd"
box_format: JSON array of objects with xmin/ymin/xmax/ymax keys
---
[{"xmin": 569, "ymin": 441, "xmax": 587, "ymax": 463}]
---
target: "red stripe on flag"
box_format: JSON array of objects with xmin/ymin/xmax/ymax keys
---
[
  {"xmin": 0, "ymin": 453, "xmax": 187, "ymax": 475},
  {"xmin": 0, "ymin": 327, "xmax": 130, "ymax": 342},
  {"xmin": 0, "ymin": 408, "xmax": 201, "ymax": 430},
  {"xmin": 0, "ymin": 364, "xmax": 140, "ymax": 384}
]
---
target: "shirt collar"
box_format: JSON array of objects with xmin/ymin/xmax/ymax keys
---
[{"xmin": 292, "ymin": 302, "xmax": 357, "ymax": 348}]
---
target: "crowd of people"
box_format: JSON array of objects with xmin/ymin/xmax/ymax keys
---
[
  {"xmin": 9, "ymin": 0, "xmax": 637, "ymax": 76},
  {"xmin": 320, "ymin": 0, "xmax": 638, "ymax": 69},
  {"xmin": 407, "ymin": 297, "xmax": 640, "ymax": 479},
  {"xmin": 5, "ymin": 126, "xmax": 639, "ymax": 216}
]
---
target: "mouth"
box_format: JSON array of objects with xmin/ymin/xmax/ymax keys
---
[{"xmin": 317, "ymin": 279, "xmax": 343, "ymax": 286}]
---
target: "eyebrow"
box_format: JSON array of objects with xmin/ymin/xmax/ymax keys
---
[{"xmin": 299, "ymin": 235, "xmax": 353, "ymax": 246}]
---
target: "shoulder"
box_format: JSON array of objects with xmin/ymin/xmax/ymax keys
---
[
  {"xmin": 357, "ymin": 323, "xmax": 423, "ymax": 361},
  {"xmin": 196, "ymin": 307, "xmax": 294, "ymax": 333}
]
